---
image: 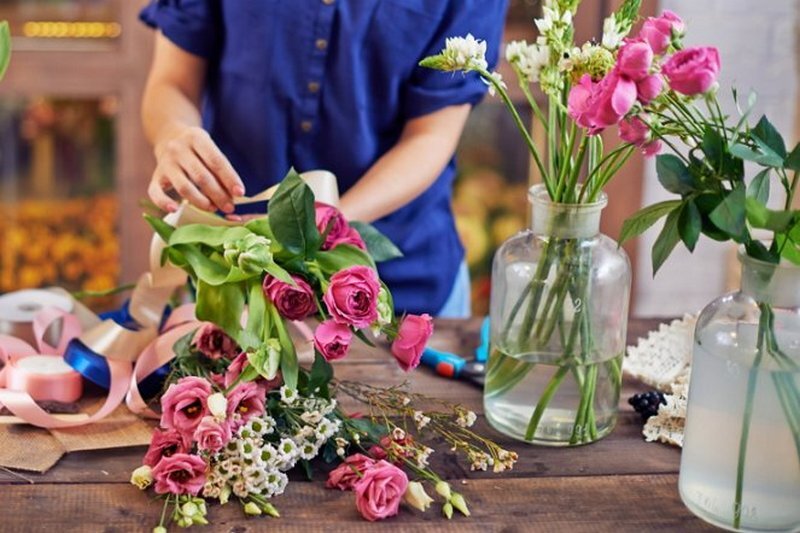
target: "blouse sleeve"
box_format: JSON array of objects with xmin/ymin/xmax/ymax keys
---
[
  {"xmin": 402, "ymin": 0, "xmax": 509, "ymax": 120},
  {"xmin": 139, "ymin": 0, "xmax": 221, "ymax": 60}
]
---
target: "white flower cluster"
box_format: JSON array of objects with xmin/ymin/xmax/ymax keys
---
[
  {"xmin": 466, "ymin": 448, "xmax": 517, "ymax": 473},
  {"xmin": 505, "ymin": 40, "xmax": 550, "ymax": 83},
  {"xmin": 455, "ymin": 409, "xmax": 477, "ymax": 429},
  {"xmin": 203, "ymin": 393, "xmax": 340, "ymax": 503},
  {"xmin": 601, "ymin": 13, "xmax": 625, "ymax": 50},
  {"xmin": 534, "ymin": 5, "xmax": 573, "ymax": 42},
  {"xmin": 441, "ymin": 34, "xmax": 488, "ymax": 71}
]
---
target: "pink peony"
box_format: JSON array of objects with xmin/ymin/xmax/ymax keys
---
[
  {"xmin": 314, "ymin": 319, "xmax": 353, "ymax": 362},
  {"xmin": 226, "ymin": 381, "xmax": 266, "ymax": 428},
  {"xmin": 663, "ymin": 47, "xmax": 721, "ymax": 96},
  {"xmin": 323, "ymin": 265, "xmax": 380, "ymax": 328},
  {"xmin": 639, "ymin": 10, "xmax": 684, "ymax": 55},
  {"xmin": 567, "ymin": 74, "xmax": 597, "ymax": 131},
  {"xmin": 263, "ymin": 274, "xmax": 317, "ymax": 321},
  {"xmin": 588, "ymin": 70, "xmax": 637, "ymax": 130},
  {"xmin": 354, "ymin": 460, "xmax": 409, "ymax": 521},
  {"xmin": 619, "ymin": 116, "xmax": 662, "ymax": 157},
  {"xmin": 636, "ymin": 74, "xmax": 663, "ymax": 104},
  {"xmin": 194, "ymin": 416, "xmax": 232, "ymax": 453},
  {"xmin": 326, "ymin": 453, "xmax": 377, "ymax": 491},
  {"xmin": 151, "ymin": 453, "xmax": 207, "ymax": 496},
  {"xmin": 193, "ymin": 324, "xmax": 239, "ymax": 360},
  {"xmin": 314, "ymin": 202, "xmax": 357, "ymax": 250},
  {"xmin": 143, "ymin": 428, "xmax": 190, "ymax": 468},
  {"xmin": 160, "ymin": 377, "xmax": 212, "ymax": 437},
  {"xmin": 391, "ymin": 314, "xmax": 434, "ymax": 371},
  {"xmin": 616, "ymin": 41, "xmax": 653, "ymax": 81}
]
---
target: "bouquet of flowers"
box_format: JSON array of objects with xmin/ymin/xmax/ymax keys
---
[{"xmin": 132, "ymin": 170, "xmax": 517, "ymax": 530}]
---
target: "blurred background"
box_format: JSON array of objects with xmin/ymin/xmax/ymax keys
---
[{"xmin": 0, "ymin": 0, "xmax": 797, "ymax": 317}]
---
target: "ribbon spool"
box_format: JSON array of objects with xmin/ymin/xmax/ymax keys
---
[
  {"xmin": 5, "ymin": 355, "xmax": 82, "ymax": 403},
  {"xmin": 0, "ymin": 290, "xmax": 73, "ymax": 348}
]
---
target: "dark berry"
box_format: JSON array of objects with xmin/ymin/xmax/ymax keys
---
[{"xmin": 628, "ymin": 390, "xmax": 666, "ymax": 421}]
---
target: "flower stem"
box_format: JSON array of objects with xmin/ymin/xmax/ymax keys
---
[{"xmin": 524, "ymin": 364, "xmax": 570, "ymax": 441}]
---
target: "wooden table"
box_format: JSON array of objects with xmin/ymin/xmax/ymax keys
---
[{"xmin": 0, "ymin": 318, "xmax": 715, "ymax": 532}]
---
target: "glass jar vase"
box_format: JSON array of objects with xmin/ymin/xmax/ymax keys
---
[
  {"xmin": 679, "ymin": 252, "xmax": 800, "ymax": 532},
  {"xmin": 484, "ymin": 185, "xmax": 631, "ymax": 445}
]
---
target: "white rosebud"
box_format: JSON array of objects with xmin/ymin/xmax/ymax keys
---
[
  {"xmin": 435, "ymin": 480, "xmax": 452, "ymax": 500},
  {"xmin": 130, "ymin": 465, "xmax": 153, "ymax": 490},
  {"xmin": 207, "ymin": 392, "xmax": 228, "ymax": 421},
  {"xmin": 404, "ymin": 481, "xmax": 435, "ymax": 512}
]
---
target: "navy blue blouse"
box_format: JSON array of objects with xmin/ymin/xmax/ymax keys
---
[{"xmin": 140, "ymin": 0, "xmax": 507, "ymax": 314}]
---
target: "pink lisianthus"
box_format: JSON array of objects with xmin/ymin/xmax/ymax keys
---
[
  {"xmin": 639, "ymin": 10, "xmax": 684, "ymax": 55},
  {"xmin": 160, "ymin": 377, "xmax": 212, "ymax": 437},
  {"xmin": 323, "ymin": 265, "xmax": 381, "ymax": 328},
  {"xmin": 194, "ymin": 416, "xmax": 232, "ymax": 453},
  {"xmin": 390, "ymin": 314, "xmax": 434, "ymax": 371},
  {"xmin": 619, "ymin": 116, "xmax": 662, "ymax": 157},
  {"xmin": 326, "ymin": 453, "xmax": 376, "ymax": 491},
  {"xmin": 616, "ymin": 41, "xmax": 653, "ymax": 81},
  {"xmin": 143, "ymin": 428, "xmax": 190, "ymax": 468},
  {"xmin": 192, "ymin": 324, "xmax": 239, "ymax": 361},
  {"xmin": 151, "ymin": 453, "xmax": 207, "ymax": 496},
  {"xmin": 263, "ymin": 274, "xmax": 317, "ymax": 321},
  {"xmin": 663, "ymin": 47, "xmax": 721, "ymax": 96},
  {"xmin": 314, "ymin": 319, "xmax": 353, "ymax": 362},
  {"xmin": 226, "ymin": 381, "xmax": 266, "ymax": 428},
  {"xmin": 315, "ymin": 202, "xmax": 366, "ymax": 250},
  {"xmin": 567, "ymin": 74, "xmax": 598, "ymax": 131},
  {"xmin": 354, "ymin": 460, "xmax": 409, "ymax": 521}
]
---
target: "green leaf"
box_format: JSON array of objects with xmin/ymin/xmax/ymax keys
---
[
  {"xmin": 744, "ymin": 198, "xmax": 795, "ymax": 232},
  {"xmin": 144, "ymin": 214, "xmax": 176, "ymax": 243},
  {"xmin": 746, "ymin": 168, "xmax": 770, "ymax": 204},
  {"xmin": 349, "ymin": 221, "xmax": 403, "ymax": 262},
  {"xmin": 709, "ymin": 185, "xmax": 747, "ymax": 241},
  {"xmin": 701, "ymin": 126, "xmax": 725, "ymax": 164},
  {"xmin": 271, "ymin": 304, "xmax": 298, "ymax": 390},
  {"xmin": 172, "ymin": 329, "xmax": 198, "ymax": 360},
  {"xmin": 353, "ymin": 328, "xmax": 376, "ymax": 348},
  {"xmin": 619, "ymin": 200, "xmax": 682, "ymax": 244},
  {"xmin": 730, "ymin": 143, "xmax": 784, "ymax": 168},
  {"xmin": 244, "ymin": 279, "xmax": 269, "ymax": 349},
  {"xmin": 169, "ymin": 225, "xmax": 251, "ymax": 247},
  {"xmin": 777, "ymin": 234, "xmax": 800, "ymax": 265},
  {"xmin": 307, "ymin": 352, "xmax": 334, "ymax": 399},
  {"xmin": 785, "ymin": 143, "xmax": 800, "ymax": 172},
  {"xmin": 678, "ymin": 200, "xmax": 702, "ymax": 252},
  {"xmin": 745, "ymin": 240, "xmax": 779, "ymax": 264},
  {"xmin": 268, "ymin": 168, "xmax": 321, "ymax": 257},
  {"xmin": 0, "ymin": 21, "xmax": 10, "ymax": 81},
  {"xmin": 245, "ymin": 217, "xmax": 274, "ymax": 239},
  {"xmin": 752, "ymin": 115, "xmax": 786, "ymax": 159},
  {"xmin": 195, "ymin": 280, "xmax": 245, "ymax": 344},
  {"xmin": 174, "ymin": 244, "xmax": 255, "ymax": 286},
  {"xmin": 264, "ymin": 261, "xmax": 295, "ymax": 285},
  {"xmin": 316, "ymin": 244, "xmax": 376, "ymax": 273},
  {"xmin": 656, "ymin": 154, "xmax": 695, "ymax": 195},
  {"xmin": 651, "ymin": 208, "xmax": 682, "ymax": 275}
]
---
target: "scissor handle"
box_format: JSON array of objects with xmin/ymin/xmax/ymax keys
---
[{"xmin": 421, "ymin": 347, "xmax": 466, "ymax": 378}]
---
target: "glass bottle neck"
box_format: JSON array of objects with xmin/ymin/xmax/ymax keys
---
[
  {"xmin": 740, "ymin": 251, "xmax": 800, "ymax": 308},
  {"xmin": 529, "ymin": 184, "xmax": 606, "ymax": 239}
]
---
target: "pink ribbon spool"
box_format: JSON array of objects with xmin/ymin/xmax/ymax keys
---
[{"xmin": 5, "ymin": 354, "xmax": 83, "ymax": 403}]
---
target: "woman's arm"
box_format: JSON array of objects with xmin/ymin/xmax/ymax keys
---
[
  {"xmin": 339, "ymin": 104, "xmax": 472, "ymax": 222},
  {"xmin": 142, "ymin": 33, "xmax": 244, "ymax": 213}
]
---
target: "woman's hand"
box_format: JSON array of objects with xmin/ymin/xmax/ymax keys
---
[{"xmin": 148, "ymin": 125, "xmax": 244, "ymax": 213}]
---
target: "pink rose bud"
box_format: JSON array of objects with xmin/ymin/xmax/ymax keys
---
[
  {"xmin": 192, "ymin": 324, "xmax": 239, "ymax": 360},
  {"xmin": 226, "ymin": 381, "xmax": 266, "ymax": 429},
  {"xmin": 391, "ymin": 314, "xmax": 434, "ymax": 371},
  {"xmin": 663, "ymin": 47, "xmax": 721, "ymax": 96},
  {"xmin": 143, "ymin": 428, "xmax": 190, "ymax": 468},
  {"xmin": 619, "ymin": 116, "xmax": 662, "ymax": 158},
  {"xmin": 193, "ymin": 416, "xmax": 232, "ymax": 453},
  {"xmin": 159, "ymin": 377, "xmax": 212, "ymax": 438},
  {"xmin": 567, "ymin": 74, "xmax": 598, "ymax": 132},
  {"xmin": 315, "ymin": 202, "xmax": 353, "ymax": 250},
  {"xmin": 151, "ymin": 453, "xmax": 207, "ymax": 496},
  {"xmin": 354, "ymin": 460, "xmax": 409, "ymax": 521},
  {"xmin": 616, "ymin": 41, "xmax": 653, "ymax": 82},
  {"xmin": 326, "ymin": 453, "xmax": 376, "ymax": 491},
  {"xmin": 314, "ymin": 319, "xmax": 353, "ymax": 362},
  {"xmin": 332, "ymin": 226, "xmax": 366, "ymax": 251},
  {"xmin": 263, "ymin": 274, "xmax": 317, "ymax": 321},
  {"xmin": 639, "ymin": 10, "xmax": 684, "ymax": 55},
  {"xmin": 323, "ymin": 265, "xmax": 381, "ymax": 328}
]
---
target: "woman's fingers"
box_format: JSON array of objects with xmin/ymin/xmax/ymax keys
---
[
  {"xmin": 148, "ymin": 176, "xmax": 178, "ymax": 213},
  {"xmin": 191, "ymin": 130, "xmax": 245, "ymax": 198},
  {"xmin": 178, "ymin": 153, "xmax": 234, "ymax": 213}
]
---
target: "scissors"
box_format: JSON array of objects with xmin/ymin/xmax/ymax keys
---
[{"xmin": 420, "ymin": 317, "xmax": 489, "ymax": 388}]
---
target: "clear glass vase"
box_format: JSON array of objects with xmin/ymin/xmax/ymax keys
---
[
  {"xmin": 679, "ymin": 252, "xmax": 800, "ymax": 532},
  {"xmin": 484, "ymin": 185, "xmax": 631, "ymax": 445}
]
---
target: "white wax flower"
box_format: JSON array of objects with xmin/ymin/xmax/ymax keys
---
[
  {"xmin": 442, "ymin": 33, "xmax": 488, "ymax": 71},
  {"xmin": 602, "ymin": 14, "xmax": 624, "ymax": 50},
  {"xmin": 506, "ymin": 40, "xmax": 550, "ymax": 82}
]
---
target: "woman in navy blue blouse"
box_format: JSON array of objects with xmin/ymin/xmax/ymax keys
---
[{"xmin": 140, "ymin": 0, "xmax": 508, "ymax": 317}]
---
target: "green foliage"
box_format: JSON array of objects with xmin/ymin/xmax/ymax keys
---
[
  {"xmin": 349, "ymin": 221, "xmax": 403, "ymax": 262},
  {"xmin": 656, "ymin": 155, "xmax": 696, "ymax": 195},
  {"xmin": 0, "ymin": 21, "xmax": 10, "ymax": 82},
  {"xmin": 708, "ymin": 184, "xmax": 747, "ymax": 242},
  {"xmin": 678, "ymin": 200, "xmax": 702, "ymax": 252},
  {"xmin": 620, "ymin": 200, "xmax": 681, "ymax": 245},
  {"xmin": 268, "ymin": 168, "xmax": 321, "ymax": 257},
  {"xmin": 307, "ymin": 353, "xmax": 334, "ymax": 399},
  {"xmin": 651, "ymin": 208, "xmax": 682, "ymax": 275}
]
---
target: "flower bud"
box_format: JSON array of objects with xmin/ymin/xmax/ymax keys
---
[
  {"xmin": 130, "ymin": 465, "xmax": 153, "ymax": 490},
  {"xmin": 219, "ymin": 484, "xmax": 232, "ymax": 505},
  {"xmin": 153, "ymin": 527, "xmax": 167, "ymax": 533},
  {"xmin": 435, "ymin": 480, "xmax": 452, "ymax": 500},
  {"xmin": 207, "ymin": 392, "xmax": 228, "ymax": 420},
  {"xmin": 244, "ymin": 501, "xmax": 262, "ymax": 516},
  {"xmin": 181, "ymin": 501, "xmax": 199, "ymax": 518},
  {"xmin": 450, "ymin": 492, "xmax": 471, "ymax": 517},
  {"xmin": 262, "ymin": 502, "xmax": 281, "ymax": 518},
  {"xmin": 404, "ymin": 481, "xmax": 434, "ymax": 512},
  {"xmin": 442, "ymin": 502, "xmax": 454, "ymax": 519}
]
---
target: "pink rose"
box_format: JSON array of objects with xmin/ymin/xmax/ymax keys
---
[
  {"xmin": 588, "ymin": 70, "xmax": 637, "ymax": 130},
  {"xmin": 391, "ymin": 314, "xmax": 433, "ymax": 371},
  {"xmin": 194, "ymin": 416, "xmax": 232, "ymax": 453},
  {"xmin": 160, "ymin": 377, "xmax": 212, "ymax": 437},
  {"xmin": 151, "ymin": 453, "xmax": 207, "ymax": 496},
  {"xmin": 638, "ymin": 10, "xmax": 684, "ymax": 55},
  {"xmin": 663, "ymin": 47, "xmax": 721, "ymax": 96},
  {"xmin": 616, "ymin": 41, "xmax": 653, "ymax": 81},
  {"xmin": 323, "ymin": 265, "xmax": 380, "ymax": 328},
  {"xmin": 354, "ymin": 460, "xmax": 409, "ymax": 522},
  {"xmin": 314, "ymin": 319, "xmax": 353, "ymax": 362},
  {"xmin": 619, "ymin": 116, "xmax": 662, "ymax": 157},
  {"xmin": 316, "ymin": 202, "xmax": 348, "ymax": 249},
  {"xmin": 567, "ymin": 74, "xmax": 597, "ymax": 131},
  {"xmin": 263, "ymin": 274, "xmax": 316, "ymax": 321},
  {"xmin": 326, "ymin": 453, "xmax": 376, "ymax": 491},
  {"xmin": 143, "ymin": 429, "xmax": 190, "ymax": 468},
  {"xmin": 334, "ymin": 226, "xmax": 367, "ymax": 250},
  {"xmin": 636, "ymin": 74, "xmax": 663, "ymax": 104},
  {"xmin": 192, "ymin": 324, "xmax": 239, "ymax": 360},
  {"xmin": 226, "ymin": 381, "xmax": 266, "ymax": 428}
]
